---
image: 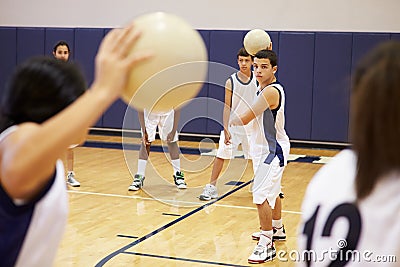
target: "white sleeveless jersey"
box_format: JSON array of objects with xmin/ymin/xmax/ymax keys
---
[
  {"xmin": 229, "ymin": 72, "xmax": 258, "ymax": 135},
  {"xmin": 298, "ymin": 149, "xmax": 400, "ymax": 266},
  {"xmin": 251, "ymin": 82, "xmax": 290, "ymax": 166},
  {"xmin": 0, "ymin": 126, "xmax": 69, "ymax": 267}
]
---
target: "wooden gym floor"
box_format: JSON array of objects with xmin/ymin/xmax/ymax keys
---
[{"xmin": 55, "ymin": 134, "xmax": 340, "ymax": 267}]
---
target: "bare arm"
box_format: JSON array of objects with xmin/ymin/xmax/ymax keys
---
[
  {"xmin": 223, "ymin": 79, "xmax": 232, "ymax": 131},
  {"xmin": 230, "ymin": 86, "xmax": 279, "ymax": 126},
  {"xmin": 223, "ymin": 79, "xmax": 233, "ymax": 144},
  {"xmin": 0, "ymin": 24, "xmax": 152, "ymax": 200}
]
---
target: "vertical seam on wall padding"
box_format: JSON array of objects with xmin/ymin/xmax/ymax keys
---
[
  {"xmin": 348, "ymin": 33, "xmax": 354, "ymax": 141},
  {"xmin": 310, "ymin": 32, "xmax": 316, "ymax": 140},
  {"xmin": 44, "ymin": 28, "xmax": 47, "ymax": 56},
  {"xmin": 15, "ymin": 28, "xmax": 18, "ymax": 65},
  {"xmin": 206, "ymin": 31, "xmax": 211, "ymax": 134},
  {"xmin": 15, "ymin": 28, "xmax": 18, "ymax": 64}
]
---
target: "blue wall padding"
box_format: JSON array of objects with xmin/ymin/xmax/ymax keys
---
[
  {"xmin": 311, "ymin": 33, "xmax": 352, "ymax": 142},
  {"xmin": 207, "ymin": 30, "xmax": 245, "ymax": 134},
  {"xmin": 74, "ymin": 28, "xmax": 105, "ymax": 127},
  {"xmin": 278, "ymin": 32, "xmax": 315, "ymax": 141},
  {"xmin": 351, "ymin": 33, "xmax": 390, "ymax": 72},
  {"xmin": 0, "ymin": 27, "xmax": 397, "ymax": 143},
  {"xmin": 0, "ymin": 28, "xmax": 17, "ymax": 98},
  {"xmin": 17, "ymin": 28, "xmax": 45, "ymax": 64},
  {"xmin": 178, "ymin": 30, "xmax": 210, "ymax": 134},
  {"xmin": 391, "ymin": 33, "xmax": 400, "ymax": 41},
  {"xmin": 103, "ymin": 100, "xmax": 137, "ymax": 130}
]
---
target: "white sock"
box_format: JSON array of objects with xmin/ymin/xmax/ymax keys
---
[
  {"xmin": 137, "ymin": 159, "xmax": 147, "ymax": 176},
  {"xmin": 171, "ymin": 159, "xmax": 180, "ymax": 174},
  {"xmin": 272, "ymin": 219, "xmax": 283, "ymax": 229},
  {"xmin": 259, "ymin": 230, "xmax": 273, "ymax": 246}
]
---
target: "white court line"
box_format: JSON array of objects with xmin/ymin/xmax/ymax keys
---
[{"xmin": 67, "ymin": 190, "xmax": 302, "ymax": 215}]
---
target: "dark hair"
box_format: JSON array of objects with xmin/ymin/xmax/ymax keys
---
[
  {"xmin": 254, "ymin": 49, "xmax": 277, "ymax": 67},
  {"xmin": 53, "ymin": 40, "xmax": 71, "ymax": 53},
  {"xmin": 351, "ymin": 41, "xmax": 400, "ymax": 200},
  {"xmin": 238, "ymin": 47, "xmax": 253, "ymax": 59},
  {"xmin": 0, "ymin": 56, "xmax": 86, "ymax": 132}
]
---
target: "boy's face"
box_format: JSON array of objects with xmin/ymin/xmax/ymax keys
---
[
  {"xmin": 237, "ymin": 55, "xmax": 253, "ymax": 73},
  {"xmin": 53, "ymin": 45, "xmax": 70, "ymax": 62},
  {"xmin": 253, "ymin": 57, "xmax": 277, "ymax": 84}
]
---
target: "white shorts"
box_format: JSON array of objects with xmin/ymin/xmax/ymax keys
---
[
  {"xmin": 216, "ymin": 130, "xmax": 253, "ymax": 159},
  {"xmin": 252, "ymin": 157, "xmax": 285, "ymax": 207},
  {"xmin": 251, "ymin": 143, "xmax": 290, "ymax": 207},
  {"xmin": 143, "ymin": 110, "xmax": 178, "ymax": 142}
]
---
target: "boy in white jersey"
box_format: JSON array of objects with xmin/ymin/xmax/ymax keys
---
[
  {"xmin": 128, "ymin": 108, "xmax": 187, "ymax": 191},
  {"xmin": 231, "ymin": 49, "xmax": 290, "ymax": 264},
  {"xmin": 298, "ymin": 41, "xmax": 400, "ymax": 266},
  {"xmin": 0, "ymin": 24, "xmax": 151, "ymax": 266},
  {"xmin": 199, "ymin": 47, "xmax": 258, "ymax": 201}
]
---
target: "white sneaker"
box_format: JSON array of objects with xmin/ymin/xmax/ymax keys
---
[
  {"xmin": 173, "ymin": 171, "xmax": 187, "ymax": 189},
  {"xmin": 272, "ymin": 225, "xmax": 286, "ymax": 240},
  {"xmin": 199, "ymin": 184, "xmax": 218, "ymax": 201},
  {"xmin": 128, "ymin": 174, "xmax": 145, "ymax": 191},
  {"xmin": 248, "ymin": 242, "xmax": 276, "ymax": 264},
  {"xmin": 67, "ymin": 172, "xmax": 80, "ymax": 187},
  {"xmin": 252, "ymin": 225, "xmax": 286, "ymax": 241}
]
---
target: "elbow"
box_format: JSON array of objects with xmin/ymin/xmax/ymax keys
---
[
  {"xmin": 1, "ymin": 154, "xmax": 56, "ymax": 200},
  {"xmin": 1, "ymin": 162, "xmax": 39, "ymax": 199},
  {"xmin": 1, "ymin": 165, "xmax": 27, "ymax": 198}
]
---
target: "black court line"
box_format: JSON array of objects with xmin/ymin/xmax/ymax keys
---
[
  {"xmin": 95, "ymin": 179, "xmax": 253, "ymax": 266},
  {"xmin": 161, "ymin": 212, "xmax": 181, "ymax": 217},
  {"xmin": 225, "ymin": 181, "xmax": 245, "ymax": 186},
  {"xmin": 116, "ymin": 234, "xmax": 138, "ymax": 239},
  {"xmin": 122, "ymin": 251, "xmax": 250, "ymax": 267}
]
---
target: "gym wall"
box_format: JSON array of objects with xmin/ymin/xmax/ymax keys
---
[{"xmin": 1, "ymin": 0, "xmax": 399, "ymax": 144}]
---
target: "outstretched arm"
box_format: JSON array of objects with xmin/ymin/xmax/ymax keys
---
[
  {"xmin": 0, "ymin": 23, "xmax": 152, "ymax": 200},
  {"xmin": 230, "ymin": 86, "xmax": 279, "ymax": 126}
]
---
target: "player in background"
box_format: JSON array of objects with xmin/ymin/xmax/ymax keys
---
[
  {"xmin": 53, "ymin": 41, "xmax": 80, "ymax": 187},
  {"xmin": 199, "ymin": 47, "xmax": 258, "ymax": 201},
  {"xmin": 128, "ymin": 108, "xmax": 187, "ymax": 191}
]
